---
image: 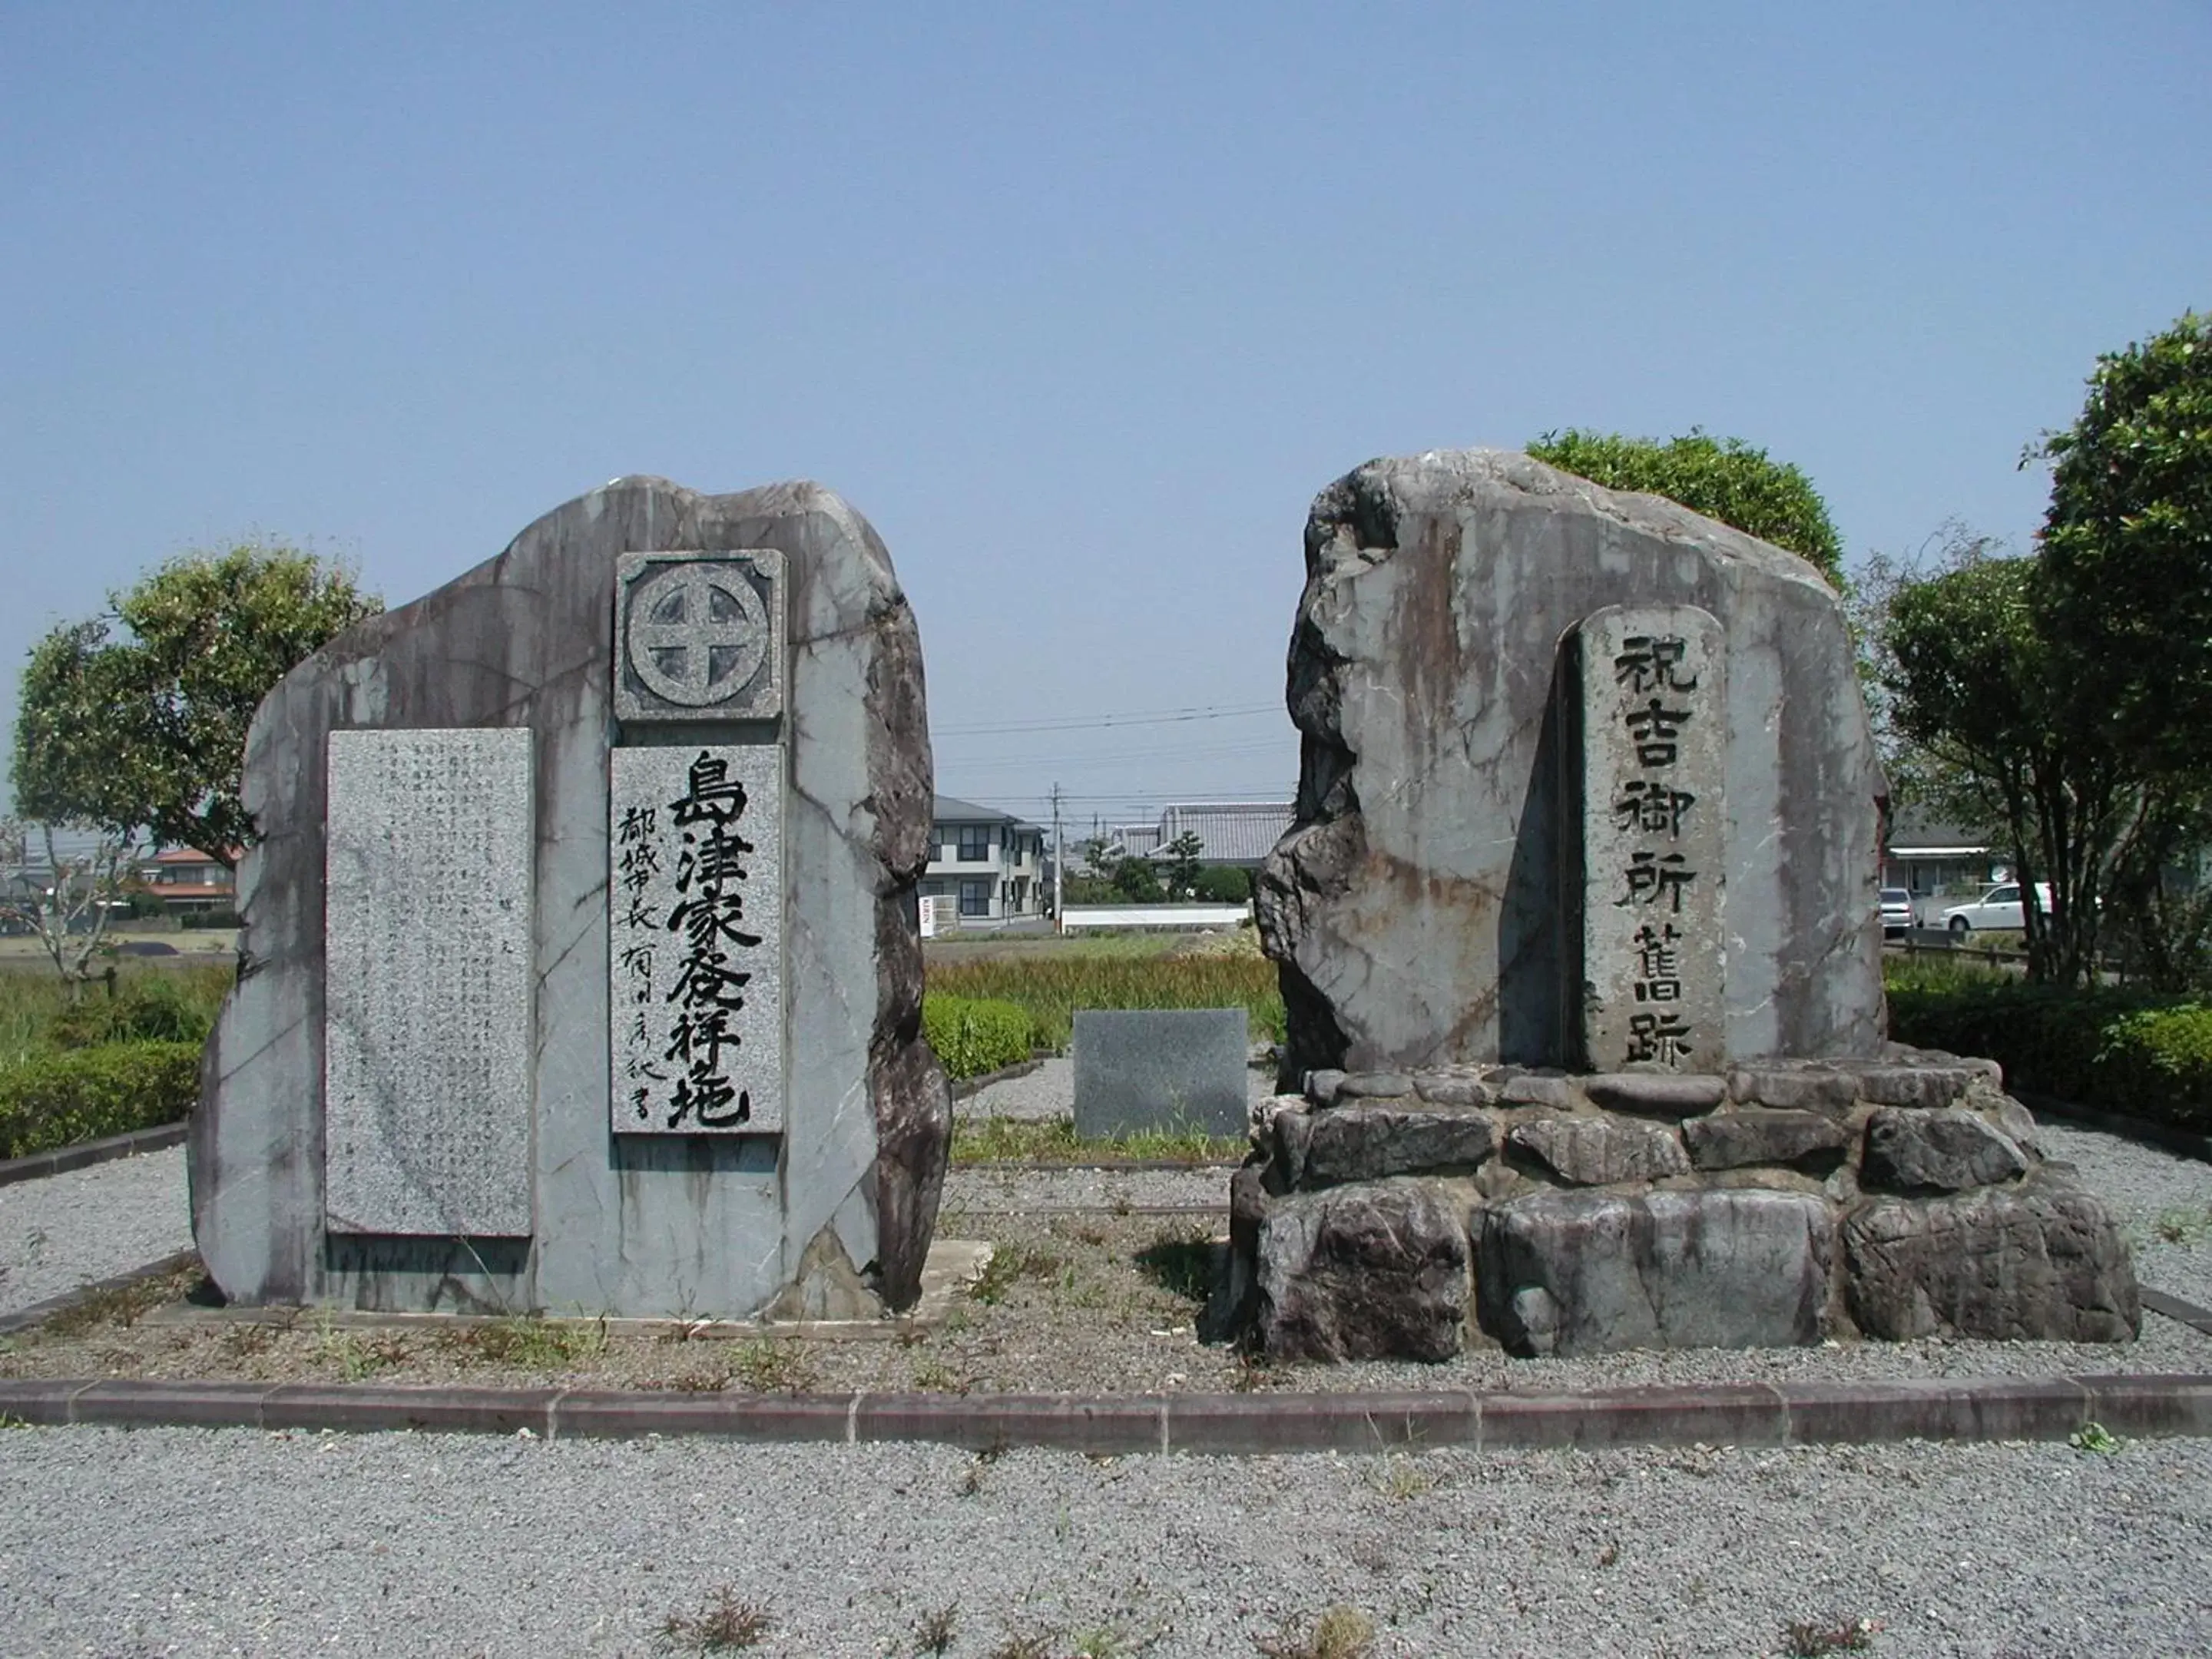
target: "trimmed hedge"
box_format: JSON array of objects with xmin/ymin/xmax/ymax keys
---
[
  {"xmin": 1886, "ymin": 969, "xmax": 2212, "ymax": 1134},
  {"xmin": 922, "ymin": 995, "xmax": 1037, "ymax": 1081},
  {"xmin": 0, "ymin": 1041, "xmax": 203, "ymax": 1160}
]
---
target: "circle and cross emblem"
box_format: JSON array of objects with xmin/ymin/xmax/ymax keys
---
[{"xmin": 624, "ymin": 563, "xmax": 772, "ymax": 707}]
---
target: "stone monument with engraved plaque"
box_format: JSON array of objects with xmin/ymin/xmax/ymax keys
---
[
  {"xmin": 191, "ymin": 477, "xmax": 951, "ymax": 1320},
  {"xmin": 1237, "ymin": 449, "xmax": 2137, "ymax": 1362}
]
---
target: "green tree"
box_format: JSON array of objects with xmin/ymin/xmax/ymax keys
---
[
  {"xmin": 1874, "ymin": 310, "xmax": 2212, "ymax": 988},
  {"xmin": 12, "ymin": 543, "xmax": 382, "ymax": 868},
  {"xmin": 2032, "ymin": 310, "xmax": 2212, "ymax": 983},
  {"xmin": 2035, "ymin": 312, "xmax": 2212, "ymax": 773},
  {"xmin": 1161, "ymin": 830, "xmax": 1205, "ymax": 899},
  {"xmin": 1527, "ymin": 427, "xmax": 1845, "ymax": 588}
]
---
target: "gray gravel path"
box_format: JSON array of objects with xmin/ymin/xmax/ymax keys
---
[
  {"xmin": 0, "ymin": 1146, "xmax": 190, "ymax": 1319},
  {"xmin": 0, "ymin": 1426, "xmax": 2207, "ymax": 1657},
  {"xmin": 955, "ymin": 1055, "xmax": 1277, "ymax": 1124}
]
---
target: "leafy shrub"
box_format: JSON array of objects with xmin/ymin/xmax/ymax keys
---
[
  {"xmin": 48, "ymin": 973, "xmax": 219, "ymax": 1048},
  {"xmin": 922, "ymin": 996, "xmax": 1037, "ymax": 1080},
  {"xmin": 1886, "ymin": 962, "xmax": 2212, "ymax": 1133},
  {"xmin": 0, "ymin": 1040, "xmax": 202, "ymax": 1158}
]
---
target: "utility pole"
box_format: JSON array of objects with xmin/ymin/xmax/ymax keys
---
[{"xmin": 1051, "ymin": 781, "xmax": 1065, "ymax": 935}]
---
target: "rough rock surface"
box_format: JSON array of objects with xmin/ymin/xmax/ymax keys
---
[
  {"xmin": 1842, "ymin": 1173, "xmax": 2141, "ymax": 1342},
  {"xmin": 1684, "ymin": 1109, "xmax": 1852, "ymax": 1172},
  {"xmin": 1256, "ymin": 449, "xmax": 1883, "ymax": 1078},
  {"xmin": 1295, "ymin": 1103, "xmax": 1496, "ymax": 1187},
  {"xmin": 192, "ymin": 476, "xmax": 949, "ymax": 1317},
  {"xmin": 1861, "ymin": 1107, "xmax": 2029, "ymax": 1193},
  {"xmin": 1250, "ymin": 1180, "xmax": 1470, "ymax": 1361},
  {"xmin": 1508, "ymin": 1114, "xmax": 1690, "ymax": 1185},
  {"xmin": 1477, "ymin": 1189, "xmax": 1834, "ymax": 1356}
]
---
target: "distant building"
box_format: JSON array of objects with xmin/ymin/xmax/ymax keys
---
[
  {"xmin": 137, "ymin": 847, "xmax": 238, "ymax": 914},
  {"xmin": 1154, "ymin": 802, "xmax": 1295, "ymax": 869},
  {"xmin": 1090, "ymin": 802, "xmax": 1296, "ymax": 870},
  {"xmin": 922, "ymin": 796, "xmax": 1047, "ymax": 923},
  {"xmin": 1883, "ymin": 814, "xmax": 1996, "ymax": 895}
]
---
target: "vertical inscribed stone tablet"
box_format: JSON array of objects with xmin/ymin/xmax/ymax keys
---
[
  {"xmin": 324, "ymin": 727, "xmax": 535, "ymax": 1236},
  {"xmin": 610, "ymin": 743, "xmax": 785, "ymax": 1134},
  {"xmin": 1578, "ymin": 605, "xmax": 1727, "ymax": 1073}
]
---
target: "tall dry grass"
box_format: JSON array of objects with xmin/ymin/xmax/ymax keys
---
[{"xmin": 926, "ymin": 952, "xmax": 1283, "ymax": 1051}]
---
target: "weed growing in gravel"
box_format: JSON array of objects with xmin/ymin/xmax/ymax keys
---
[
  {"xmin": 952, "ymin": 1114, "xmax": 1246, "ymax": 1166},
  {"xmin": 968, "ymin": 1242, "xmax": 1064, "ymax": 1305},
  {"xmin": 439, "ymin": 1314, "xmax": 609, "ymax": 1369},
  {"xmin": 911, "ymin": 1602, "xmax": 959, "ymax": 1656},
  {"xmin": 39, "ymin": 1267, "xmax": 190, "ymax": 1338},
  {"xmin": 985, "ymin": 1631, "xmax": 1055, "ymax": 1659},
  {"xmin": 655, "ymin": 1584, "xmax": 773, "ymax": 1653},
  {"xmin": 2070, "ymin": 1420, "xmax": 2125, "ymax": 1455},
  {"xmin": 217, "ymin": 1320, "xmax": 280, "ymax": 1361},
  {"xmin": 1779, "ymin": 1613, "xmax": 1879, "ymax": 1656},
  {"xmin": 727, "ymin": 1338, "xmax": 818, "ymax": 1393},
  {"xmin": 1366, "ymin": 1452, "xmax": 1433, "ymax": 1502},
  {"xmin": 2151, "ymin": 1204, "xmax": 2212, "ymax": 1245},
  {"xmin": 313, "ymin": 1318, "xmax": 410, "ymax": 1381},
  {"xmin": 1253, "ymin": 1604, "xmax": 1377, "ymax": 1659},
  {"xmin": 909, "ymin": 1357, "xmax": 969, "ymax": 1393},
  {"xmin": 1065, "ymin": 1624, "xmax": 1137, "ymax": 1658}
]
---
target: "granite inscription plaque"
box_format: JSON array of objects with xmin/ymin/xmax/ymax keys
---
[
  {"xmin": 610, "ymin": 743, "xmax": 785, "ymax": 1134},
  {"xmin": 1578, "ymin": 604, "xmax": 1727, "ymax": 1072},
  {"xmin": 323, "ymin": 727, "xmax": 535, "ymax": 1236}
]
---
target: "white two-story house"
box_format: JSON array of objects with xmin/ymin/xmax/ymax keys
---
[{"xmin": 922, "ymin": 796, "xmax": 1047, "ymax": 925}]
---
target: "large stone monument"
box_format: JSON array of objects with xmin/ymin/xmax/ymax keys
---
[
  {"xmin": 192, "ymin": 477, "xmax": 951, "ymax": 1320},
  {"xmin": 1238, "ymin": 449, "xmax": 2138, "ymax": 1359}
]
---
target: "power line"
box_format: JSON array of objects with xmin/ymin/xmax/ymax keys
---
[{"xmin": 932, "ymin": 701, "xmax": 1280, "ymax": 737}]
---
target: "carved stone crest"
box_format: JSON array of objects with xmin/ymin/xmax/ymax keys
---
[{"xmin": 614, "ymin": 550, "xmax": 783, "ymax": 720}]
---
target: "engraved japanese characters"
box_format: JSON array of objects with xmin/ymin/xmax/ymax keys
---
[
  {"xmin": 611, "ymin": 744, "xmax": 784, "ymax": 1133},
  {"xmin": 323, "ymin": 727, "xmax": 535, "ymax": 1237},
  {"xmin": 1578, "ymin": 605, "xmax": 1725, "ymax": 1072},
  {"xmin": 609, "ymin": 548, "xmax": 788, "ymax": 1136}
]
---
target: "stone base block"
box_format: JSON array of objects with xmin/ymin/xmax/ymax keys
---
[
  {"xmin": 1250, "ymin": 1180, "xmax": 1470, "ymax": 1362},
  {"xmin": 1475, "ymin": 1189, "xmax": 1833, "ymax": 1357},
  {"xmin": 1842, "ymin": 1173, "xmax": 2141, "ymax": 1342}
]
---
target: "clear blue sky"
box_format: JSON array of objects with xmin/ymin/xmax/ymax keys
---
[{"xmin": 5, "ymin": 2, "xmax": 2206, "ymax": 834}]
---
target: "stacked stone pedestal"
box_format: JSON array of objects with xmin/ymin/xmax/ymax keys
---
[{"xmin": 1233, "ymin": 1049, "xmax": 2141, "ymax": 1360}]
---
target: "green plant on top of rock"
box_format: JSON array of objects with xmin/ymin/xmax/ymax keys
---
[{"xmin": 1528, "ymin": 427, "xmax": 1844, "ymax": 588}]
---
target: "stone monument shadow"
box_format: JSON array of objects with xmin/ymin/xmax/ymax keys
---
[{"xmin": 1497, "ymin": 638, "xmax": 1572, "ymax": 1068}]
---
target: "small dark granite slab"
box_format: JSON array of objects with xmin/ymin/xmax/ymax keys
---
[{"xmin": 1072, "ymin": 1008, "xmax": 1250, "ymax": 1140}]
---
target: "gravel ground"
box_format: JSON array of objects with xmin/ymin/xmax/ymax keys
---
[
  {"xmin": 0, "ymin": 1147, "xmax": 190, "ymax": 1320},
  {"xmin": 0, "ymin": 1426, "xmax": 2207, "ymax": 1657},
  {"xmin": 1, "ymin": 1087, "xmax": 2210, "ymax": 1654},
  {"xmin": 2, "ymin": 1107, "xmax": 2207, "ymax": 1396}
]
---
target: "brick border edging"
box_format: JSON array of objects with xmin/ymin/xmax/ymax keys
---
[
  {"xmin": 2018, "ymin": 1091, "xmax": 2212, "ymax": 1164},
  {"xmin": 0, "ymin": 1122, "xmax": 189, "ymax": 1189},
  {"xmin": 2, "ymin": 1373, "xmax": 2206, "ymax": 1452}
]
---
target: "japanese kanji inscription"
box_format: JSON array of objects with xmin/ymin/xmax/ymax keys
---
[
  {"xmin": 611, "ymin": 549, "xmax": 787, "ymax": 1134},
  {"xmin": 1578, "ymin": 604, "xmax": 1727, "ymax": 1071}
]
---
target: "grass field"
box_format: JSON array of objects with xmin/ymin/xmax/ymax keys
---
[{"xmin": 927, "ymin": 929, "xmax": 1283, "ymax": 1051}]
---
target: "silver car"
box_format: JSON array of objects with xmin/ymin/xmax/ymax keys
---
[{"xmin": 1880, "ymin": 888, "xmax": 1913, "ymax": 939}]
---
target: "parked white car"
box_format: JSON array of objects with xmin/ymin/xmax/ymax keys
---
[
  {"xmin": 1879, "ymin": 888, "xmax": 1914, "ymax": 939},
  {"xmin": 1941, "ymin": 882, "xmax": 2053, "ymax": 936}
]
